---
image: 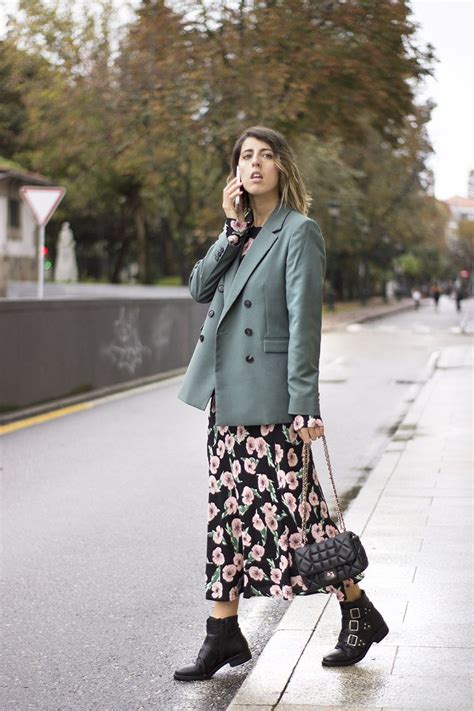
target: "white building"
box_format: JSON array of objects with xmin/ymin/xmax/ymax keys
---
[{"xmin": 0, "ymin": 159, "xmax": 51, "ymax": 297}]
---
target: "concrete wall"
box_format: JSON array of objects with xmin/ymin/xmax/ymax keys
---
[{"xmin": 0, "ymin": 298, "xmax": 207, "ymax": 418}]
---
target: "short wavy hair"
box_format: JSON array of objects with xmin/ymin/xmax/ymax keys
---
[{"xmin": 227, "ymin": 125, "xmax": 312, "ymax": 216}]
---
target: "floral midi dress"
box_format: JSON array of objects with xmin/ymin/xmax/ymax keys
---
[{"xmin": 204, "ymin": 220, "xmax": 365, "ymax": 602}]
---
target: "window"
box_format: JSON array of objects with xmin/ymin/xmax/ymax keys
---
[{"xmin": 8, "ymin": 199, "xmax": 20, "ymax": 228}]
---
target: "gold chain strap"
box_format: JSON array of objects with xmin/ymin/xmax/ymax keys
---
[{"xmin": 301, "ymin": 435, "xmax": 346, "ymax": 545}]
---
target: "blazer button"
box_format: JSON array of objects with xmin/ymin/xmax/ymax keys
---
[
  {"xmin": 199, "ymin": 334, "xmax": 204, "ymax": 342},
  {"xmin": 245, "ymin": 328, "xmax": 253, "ymax": 336},
  {"xmin": 218, "ymin": 284, "xmax": 224, "ymax": 292},
  {"xmin": 245, "ymin": 355, "xmax": 254, "ymax": 363},
  {"xmin": 208, "ymin": 309, "xmax": 215, "ymax": 317},
  {"xmin": 244, "ymin": 299, "xmax": 252, "ymax": 308}
]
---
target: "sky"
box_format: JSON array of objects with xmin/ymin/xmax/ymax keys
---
[{"xmin": 0, "ymin": 0, "xmax": 472, "ymax": 201}]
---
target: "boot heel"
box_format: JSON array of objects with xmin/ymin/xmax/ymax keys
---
[
  {"xmin": 229, "ymin": 650, "xmax": 252, "ymax": 667},
  {"xmin": 374, "ymin": 622, "xmax": 389, "ymax": 643}
]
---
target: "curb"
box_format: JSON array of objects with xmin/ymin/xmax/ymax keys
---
[
  {"xmin": 322, "ymin": 299, "xmax": 415, "ymax": 332},
  {"xmin": 226, "ymin": 348, "xmax": 441, "ymax": 711}
]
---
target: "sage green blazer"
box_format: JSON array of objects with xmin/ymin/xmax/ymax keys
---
[{"xmin": 177, "ymin": 202, "xmax": 326, "ymax": 426}]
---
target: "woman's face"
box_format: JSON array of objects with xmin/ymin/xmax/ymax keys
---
[{"xmin": 238, "ymin": 137, "xmax": 280, "ymax": 199}]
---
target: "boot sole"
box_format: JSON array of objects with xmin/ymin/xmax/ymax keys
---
[
  {"xmin": 321, "ymin": 622, "xmax": 389, "ymax": 667},
  {"xmin": 173, "ymin": 650, "xmax": 252, "ymax": 681}
]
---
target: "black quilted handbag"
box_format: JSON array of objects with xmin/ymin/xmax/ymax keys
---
[{"xmin": 294, "ymin": 436, "xmax": 368, "ymax": 592}]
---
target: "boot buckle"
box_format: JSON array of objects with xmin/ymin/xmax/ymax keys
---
[
  {"xmin": 349, "ymin": 619, "xmax": 359, "ymax": 631},
  {"xmin": 349, "ymin": 608, "xmax": 361, "ymax": 619},
  {"xmin": 347, "ymin": 634, "xmax": 358, "ymax": 646}
]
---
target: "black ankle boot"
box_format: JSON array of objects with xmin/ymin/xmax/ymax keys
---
[
  {"xmin": 173, "ymin": 615, "xmax": 252, "ymax": 681},
  {"xmin": 322, "ymin": 589, "xmax": 389, "ymax": 667}
]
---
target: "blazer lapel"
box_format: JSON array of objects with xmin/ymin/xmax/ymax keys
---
[{"xmin": 219, "ymin": 203, "xmax": 292, "ymax": 328}]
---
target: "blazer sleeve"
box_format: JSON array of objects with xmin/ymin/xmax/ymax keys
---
[
  {"xmin": 285, "ymin": 218, "xmax": 326, "ymax": 416},
  {"xmin": 188, "ymin": 222, "xmax": 243, "ymax": 303}
]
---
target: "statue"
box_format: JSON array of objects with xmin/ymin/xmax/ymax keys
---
[{"xmin": 54, "ymin": 222, "xmax": 78, "ymax": 282}]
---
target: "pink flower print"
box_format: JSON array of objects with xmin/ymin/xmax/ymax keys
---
[
  {"xmin": 229, "ymin": 585, "xmax": 239, "ymax": 600},
  {"xmin": 232, "ymin": 460, "xmax": 241, "ymax": 477},
  {"xmin": 279, "ymin": 556, "xmax": 288, "ymax": 572},
  {"xmin": 209, "ymin": 456, "xmax": 220, "ymax": 474},
  {"xmin": 260, "ymin": 424, "xmax": 274, "ymax": 436},
  {"xmin": 209, "ymin": 475, "xmax": 219, "ymax": 494},
  {"xmin": 212, "ymin": 547, "xmax": 225, "ymax": 565},
  {"xmin": 208, "ymin": 502, "xmax": 218, "ymax": 521},
  {"xmin": 325, "ymin": 524, "xmax": 339, "ymax": 538},
  {"xmin": 212, "ymin": 526, "xmax": 224, "ymax": 544},
  {"xmin": 307, "ymin": 417, "xmax": 319, "ymax": 428},
  {"xmin": 285, "ymin": 470, "xmax": 298, "ymax": 490},
  {"xmin": 225, "ymin": 433, "xmax": 235, "ymax": 452},
  {"xmin": 244, "ymin": 458, "xmax": 257, "ymax": 474},
  {"xmin": 223, "ymin": 564, "xmax": 237, "ymax": 582},
  {"xmin": 231, "ymin": 518, "xmax": 243, "ymax": 538},
  {"xmin": 270, "ymin": 585, "xmax": 283, "ymax": 599},
  {"xmin": 252, "ymin": 513, "xmax": 264, "ymax": 531},
  {"xmin": 220, "ymin": 471, "xmax": 235, "ymax": 489},
  {"xmin": 290, "ymin": 575, "xmax": 305, "ymax": 588},
  {"xmin": 288, "ymin": 423, "xmax": 298, "ymax": 443},
  {"xmin": 227, "ymin": 233, "xmax": 240, "ymax": 246},
  {"xmin": 283, "ymin": 492, "xmax": 297, "ymax": 513},
  {"xmin": 236, "ymin": 426, "xmax": 247, "ymax": 443},
  {"xmin": 293, "ymin": 415, "xmax": 304, "ymax": 431},
  {"xmin": 311, "ymin": 522, "xmax": 325, "ymax": 542},
  {"xmin": 218, "ymin": 425, "xmax": 229, "ymax": 435},
  {"xmin": 309, "ymin": 490, "xmax": 319, "ymax": 507},
  {"xmin": 298, "ymin": 500, "xmax": 311, "ymax": 521},
  {"xmin": 241, "ymin": 529, "xmax": 252, "ymax": 546},
  {"xmin": 241, "ymin": 237, "xmax": 254, "ymax": 257},
  {"xmin": 275, "ymin": 444, "xmax": 284, "ymax": 464},
  {"xmin": 320, "ymin": 500, "xmax": 329, "ymax": 519},
  {"xmin": 255, "ymin": 437, "xmax": 267, "ymax": 458},
  {"xmin": 265, "ymin": 514, "xmax": 278, "ymax": 532},
  {"xmin": 257, "ymin": 474, "xmax": 269, "ymax": 492},
  {"xmin": 270, "ymin": 568, "xmax": 282, "ymax": 583},
  {"xmin": 233, "ymin": 553, "xmax": 244, "ymax": 571},
  {"xmin": 230, "ymin": 218, "xmax": 247, "ymax": 232},
  {"xmin": 278, "ymin": 532, "xmax": 289, "ymax": 551},
  {"xmin": 216, "ymin": 440, "xmax": 225, "ymax": 458},
  {"xmin": 249, "ymin": 566, "xmax": 264, "ymax": 581},
  {"xmin": 289, "ymin": 532, "xmax": 303, "ymax": 549},
  {"xmin": 312, "ymin": 467, "xmax": 320, "ymax": 486},
  {"xmin": 277, "ymin": 469, "xmax": 286, "ymax": 488},
  {"xmin": 251, "ymin": 544, "xmax": 265, "ymax": 561},
  {"xmin": 211, "ymin": 581, "xmax": 223, "ymax": 599},
  {"xmin": 287, "ymin": 447, "xmax": 298, "ymax": 467},
  {"xmin": 242, "ymin": 486, "xmax": 254, "ymax": 505},
  {"xmin": 282, "ymin": 585, "xmax": 294, "ymax": 600},
  {"xmin": 224, "ymin": 496, "xmax": 238, "ymax": 515},
  {"xmin": 244, "ymin": 573, "xmax": 248, "ymax": 586},
  {"xmin": 261, "ymin": 502, "xmax": 277, "ymax": 516},
  {"xmin": 246, "ymin": 437, "xmax": 257, "ymax": 454}
]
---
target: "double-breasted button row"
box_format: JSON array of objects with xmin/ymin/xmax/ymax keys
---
[
  {"xmin": 214, "ymin": 247, "xmax": 224, "ymax": 262},
  {"xmin": 244, "ymin": 299, "xmax": 252, "ymax": 308},
  {"xmin": 245, "ymin": 328, "xmax": 252, "ymax": 336},
  {"xmin": 245, "ymin": 355, "xmax": 254, "ymax": 363},
  {"xmin": 208, "ymin": 309, "xmax": 215, "ymax": 317},
  {"xmin": 218, "ymin": 284, "xmax": 224, "ymax": 293}
]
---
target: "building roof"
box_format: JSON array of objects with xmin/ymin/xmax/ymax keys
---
[
  {"xmin": 0, "ymin": 157, "xmax": 51, "ymax": 185},
  {"xmin": 444, "ymin": 195, "xmax": 474, "ymax": 207}
]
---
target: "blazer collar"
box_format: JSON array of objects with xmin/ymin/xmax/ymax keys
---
[{"xmin": 219, "ymin": 203, "xmax": 292, "ymax": 327}]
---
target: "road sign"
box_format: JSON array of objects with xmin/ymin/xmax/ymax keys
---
[
  {"xmin": 19, "ymin": 186, "xmax": 66, "ymax": 227},
  {"xmin": 19, "ymin": 185, "xmax": 67, "ymax": 298}
]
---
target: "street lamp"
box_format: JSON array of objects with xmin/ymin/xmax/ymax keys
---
[{"xmin": 327, "ymin": 199, "xmax": 340, "ymax": 311}]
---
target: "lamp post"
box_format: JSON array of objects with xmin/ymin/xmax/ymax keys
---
[{"xmin": 327, "ymin": 199, "xmax": 340, "ymax": 311}]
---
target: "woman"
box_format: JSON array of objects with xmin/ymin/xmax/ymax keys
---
[{"xmin": 175, "ymin": 126, "xmax": 388, "ymax": 681}]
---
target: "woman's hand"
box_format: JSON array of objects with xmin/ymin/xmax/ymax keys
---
[
  {"xmin": 223, "ymin": 176, "xmax": 244, "ymax": 221},
  {"xmin": 297, "ymin": 419, "xmax": 324, "ymax": 444}
]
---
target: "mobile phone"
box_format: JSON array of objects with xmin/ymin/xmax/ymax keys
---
[{"xmin": 234, "ymin": 166, "xmax": 241, "ymax": 209}]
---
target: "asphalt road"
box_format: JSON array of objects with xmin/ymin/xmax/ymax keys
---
[{"xmin": 1, "ymin": 295, "xmax": 471, "ymax": 711}]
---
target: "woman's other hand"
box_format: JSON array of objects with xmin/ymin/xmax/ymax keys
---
[
  {"xmin": 297, "ymin": 418, "xmax": 324, "ymax": 444},
  {"xmin": 223, "ymin": 176, "xmax": 244, "ymax": 221}
]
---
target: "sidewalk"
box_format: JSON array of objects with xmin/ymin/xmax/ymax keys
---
[
  {"xmin": 228, "ymin": 344, "xmax": 473, "ymax": 711},
  {"xmin": 322, "ymin": 297, "xmax": 414, "ymax": 332}
]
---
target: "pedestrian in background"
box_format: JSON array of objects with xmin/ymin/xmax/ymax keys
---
[
  {"xmin": 175, "ymin": 126, "xmax": 388, "ymax": 681},
  {"xmin": 431, "ymin": 282, "xmax": 441, "ymax": 310},
  {"xmin": 411, "ymin": 287, "xmax": 421, "ymax": 310}
]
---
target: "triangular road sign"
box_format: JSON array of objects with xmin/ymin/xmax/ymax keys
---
[{"xmin": 19, "ymin": 186, "xmax": 66, "ymax": 226}]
